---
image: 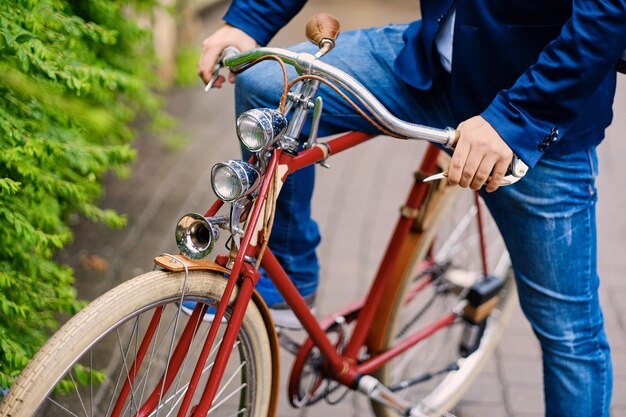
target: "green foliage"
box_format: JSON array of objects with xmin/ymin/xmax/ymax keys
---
[
  {"xmin": 0, "ymin": 0, "xmax": 165, "ymax": 390},
  {"xmin": 54, "ymin": 363, "xmax": 106, "ymax": 395},
  {"xmin": 175, "ymin": 44, "xmax": 201, "ymax": 88}
]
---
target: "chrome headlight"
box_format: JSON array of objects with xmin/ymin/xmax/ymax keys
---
[
  {"xmin": 211, "ymin": 160, "xmax": 261, "ymax": 202},
  {"xmin": 236, "ymin": 108, "xmax": 287, "ymax": 152}
]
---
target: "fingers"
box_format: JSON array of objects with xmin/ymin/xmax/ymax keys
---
[
  {"xmin": 468, "ymin": 153, "xmax": 494, "ymax": 190},
  {"xmin": 209, "ymin": 75, "xmax": 225, "ymax": 89},
  {"xmin": 485, "ymin": 158, "xmax": 510, "ymax": 193},
  {"xmin": 197, "ymin": 24, "xmax": 257, "ymax": 89},
  {"xmin": 448, "ymin": 116, "xmax": 514, "ymax": 191},
  {"xmin": 447, "ymin": 137, "xmax": 470, "ymax": 186},
  {"xmin": 198, "ymin": 39, "xmax": 221, "ymax": 85}
]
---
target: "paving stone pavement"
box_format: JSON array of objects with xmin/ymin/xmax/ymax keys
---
[{"xmin": 60, "ymin": 0, "xmax": 626, "ymax": 415}]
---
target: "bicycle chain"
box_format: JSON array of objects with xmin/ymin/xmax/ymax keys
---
[{"xmin": 397, "ymin": 263, "xmax": 451, "ymax": 338}]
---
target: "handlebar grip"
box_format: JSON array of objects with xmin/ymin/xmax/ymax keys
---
[{"xmin": 305, "ymin": 13, "xmax": 341, "ymax": 49}]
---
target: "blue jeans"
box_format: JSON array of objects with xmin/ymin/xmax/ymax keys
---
[{"xmin": 235, "ymin": 24, "xmax": 612, "ymax": 415}]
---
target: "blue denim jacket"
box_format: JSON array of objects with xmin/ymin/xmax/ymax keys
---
[{"xmin": 223, "ymin": 0, "xmax": 626, "ymax": 168}]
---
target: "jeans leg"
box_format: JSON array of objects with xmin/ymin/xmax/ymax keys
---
[{"xmin": 482, "ymin": 148, "xmax": 612, "ymax": 416}]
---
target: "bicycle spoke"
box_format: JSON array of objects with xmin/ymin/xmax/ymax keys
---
[
  {"xmin": 102, "ymin": 316, "xmax": 148, "ymax": 416},
  {"xmin": 208, "ymin": 384, "xmax": 247, "ymax": 415},
  {"xmin": 213, "ymin": 360, "xmax": 246, "ymax": 405},
  {"xmin": 90, "ymin": 351, "xmax": 94, "ymax": 417},
  {"xmin": 136, "ymin": 306, "xmax": 184, "ymax": 415},
  {"xmin": 159, "ymin": 358, "xmax": 218, "ymax": 417},
  {"xmin": 435, "ymin": 205, "xmax": 477, "ymax": 263},
  {"xmin": 167, "ymin": 304, "xmax": 214, "ymax": 415},
  {"xmin": 393, "ymin": 326, "xmax": 457, "ymax": 399},
  {"xmin": 151, "ymin": 365, "xmax": 214, "ymax": 417},
  {"xmin": 148, "ymin": 339, "xmax": 233, "ymax": 417},
  {"xmin": 109, "ymin": 302, "xmax": 232, "ymax": 416},
  {"xmin": 138, "ymin": 308, "xmax": 167, "ymax": 412},
  {"xmin": 156, "ymin": 307, "xmax": 183, "ymax": 417},
  {"xmin": 391, "ymin": 320, "xmax": 452, "ymax": 385},
  {"xmin": 47, "ymin": 397, "xmax": 81, "ymax": 417},
  {"xmin": 68, "ymin": 369, "xmax": 89, "ymax": 417},
  {"xmin": 117, "ymin": 313, "xmax": 173, "ymax": 417},
  {"xmin": 103, "ymin": 336, "xmax": 133, "ymax": 417},
  {"xmin": 222, "ymin": 408, "xmax": 247, "ymax": 417},
  {"xmin": 115, "ymin": 326, "xmax": 140, "ymax": 415},
  {"xmin": 121, "ymin": 305, "xmax": 203, "ymax": 417}
]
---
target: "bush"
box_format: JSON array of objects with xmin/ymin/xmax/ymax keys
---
[{"xmin": 0, "ymin": 0, "xmax": 165, "ymax": 389}]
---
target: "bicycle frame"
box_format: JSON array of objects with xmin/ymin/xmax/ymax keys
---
[{"xmin": 127, "ymin": 129, "xmax": 492, "ymax": 417}]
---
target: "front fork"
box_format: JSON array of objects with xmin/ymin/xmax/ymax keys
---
[
  {"xmin": 183, "ymin": 263, "xmax": 261, "ymax": 417},
  {"xmin": 178, "ymin": 153, "xmax": 284, "ymax": 417}
]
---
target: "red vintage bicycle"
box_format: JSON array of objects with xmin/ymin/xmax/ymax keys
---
[{"xmin": 0, "ymin": 14, "xmax": 527, "ymax": 417}]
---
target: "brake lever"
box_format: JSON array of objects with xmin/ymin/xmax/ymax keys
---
[
  {"xmin": 423, "ymin": 156, "xmax": 528, "ymax": 186},
  {"xmin": 204, "ymin": 47, "xmax": 241, "ymax": 91}
]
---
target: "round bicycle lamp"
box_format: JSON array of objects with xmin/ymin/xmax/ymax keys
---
[
  {"xmin": 236, "ymin": 108, "xmax": 288, "ymax": 152},
  {"xmin": 211, "ymin": 160, "xmax": 261, "ymax": 202}
]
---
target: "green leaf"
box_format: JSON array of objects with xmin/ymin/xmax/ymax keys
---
[
  {"xmin": 0, "ymin": 178, "xmax": 21, "ymax": 195},
  {"xmin": 15, "ymin": 34, "xmax": 33, "ymax": 44},
  {"xmin": 16, "ymin": 48, "xmax": 29, "ymax": 72}
]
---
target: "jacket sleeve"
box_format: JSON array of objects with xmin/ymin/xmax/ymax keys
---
[
  {"xmin": 481, "ymin": 0, "xmax": 626, "ymax": 167},
  {"xmin": 223, "ymin": 0, "xmax": 308, "ymax": 46}
]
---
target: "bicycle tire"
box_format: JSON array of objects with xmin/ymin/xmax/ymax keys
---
[
  {"xmin": 371, "ymin": 185, "xmax": 516, "ymax": 417},
  {"xmin": 0, "ymin": 270, "xmax": 274, "ymax": 417}
]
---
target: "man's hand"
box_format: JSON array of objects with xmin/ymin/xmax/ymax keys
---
[
  {"xmin": 448, "ymin": 116, "xmax": 513, "ymax": 193},
  {"xmin": 198, "ymin": 24, "xmax": 257, "ymax": 88}
]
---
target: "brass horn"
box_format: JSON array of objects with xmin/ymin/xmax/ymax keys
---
[{"xmin": 175, "ymin": 213, "xmax": 226, "ymax": 260}]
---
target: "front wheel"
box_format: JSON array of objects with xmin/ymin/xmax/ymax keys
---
[
  {"xmin": 0, "ymin": 270, "xmax": 274, "ymax": 417},
  {"xmin": 372, "ymin": 188, "xmax": 516, "ymax": 417}
]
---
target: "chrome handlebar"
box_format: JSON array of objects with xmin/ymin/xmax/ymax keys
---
[
  {"xmin": 223, "ymin": 47, "xmax": 528, "ymax": 184},
  {"xmin": 224, "ymin": 48, "xmax": 457, "ymax": 147}
]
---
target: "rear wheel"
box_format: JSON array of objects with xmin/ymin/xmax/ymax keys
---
[
  {"xmin": 372, "ymin": 187, "xmax": 516, "ymax": 416},
  {"xmin": 0, "ymin": 270, "xmax": 274, "ymax": 417}
]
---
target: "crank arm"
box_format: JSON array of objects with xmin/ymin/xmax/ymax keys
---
[{"xmin": 358, "ymin": 375, "xmax": 457, "ymax": 416}]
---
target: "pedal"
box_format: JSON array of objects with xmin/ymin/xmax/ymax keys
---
[
  {"xmin": 462, "ymin": 275, "xmax": 504, "ymax": 324},
  {"xmin": 459, "ymin": 275, "xmax": 504, "ymax": 357},
  {"xmin": 463, "ymin": 297, "xmax": 499, "ymax": 324},
  {"xmin": 459, "ymin": 319, "xmax": 487, "ymax": 357}
]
